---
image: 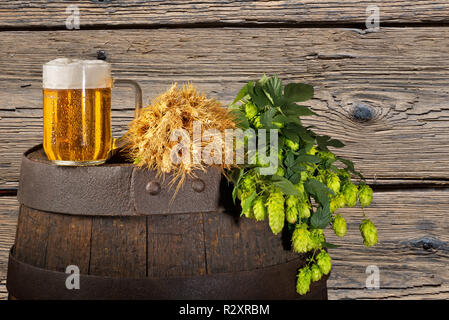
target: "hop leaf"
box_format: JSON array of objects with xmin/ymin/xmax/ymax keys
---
[
  {"xmin": 316, "ymin": 250, "xmax": 332, "ymax": 275},
  {"xmin": 267, "ymin": 190, "xmax": 285, "ymax": 235},
  {"xmin": 296, "ymin": 266, "xmax": 312, "ymax": 295},
  {"xmin": 326, "ymin": 173, "xmax": 341, "ymax": 194},
  {"xmin": 241, "ymin": 192, "xmax": 255, "ymax": 219},
  {"xmin": 359, "ymin": 185, "xmax": 373, "ymax": 208},
  {"xmin": 360, "ymin": 219, "xmax": 378, "ymax": 247},
  {"xmin": 311, "ymin": 264, "xmax": 322, "ymax": 282},
  {"xmin": 252, "ymin": 196, "xmax": 267, "ymax": 221},
  {"xmin": 342, "ymin": 182, "xmax": 358, "ymax": 207},
  {"xmin": 333, "ymin": 214, "xmax": 347, "ymax": 237}
]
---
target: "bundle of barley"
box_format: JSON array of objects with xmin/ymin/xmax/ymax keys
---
[{"xmin": 125, "ymin": 83, "xmax": 236, "ymax": 189}]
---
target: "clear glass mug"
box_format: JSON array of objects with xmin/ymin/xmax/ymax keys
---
[{"xmin": 42, "ymin": 58, "xmax": 142, "ymax": 166}]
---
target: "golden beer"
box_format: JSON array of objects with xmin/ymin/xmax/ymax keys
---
[
  {"xmin": 42, "ymin": 58, "xmax": 142, "ymax": 166},
  {"xmin": 43, "ymin": 88, "xmax": 112, "ymax": 164}
]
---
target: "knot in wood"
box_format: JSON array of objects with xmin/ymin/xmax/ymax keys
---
[
  {"xmin": 352, "ymin": 103, "xmax": 373, "ymax": 122},
  {"xmin": 146, "ymin": 181, "xmax": 161, "ymax": 195},
  {"xmin": 192, "ymin": 179, "xmax": 206, "ymax": 193}
]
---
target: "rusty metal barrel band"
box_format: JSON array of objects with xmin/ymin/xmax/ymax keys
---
[
  {"xmin": 17, "ymin": 145, "xmax": 222, "ymax": 216},
  {"xmin": 6, "ymin": 247, "xmax": 328, "ymax": 300}
]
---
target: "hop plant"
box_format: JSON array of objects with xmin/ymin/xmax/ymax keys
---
[
  {"xmin": 358, "ymin": 184, "xmax": 373, "ymax": 208},
  {"xmin": 333, "ymin": 214, "xmax": 347, "ymax": 237},
  {"xmin": 342, "ymin": 182, "xmax": 358, "ymax": 207},
  {"xmin": 252, "ymin": 196, "xmax": 267, "ymax": 221},
  {"xmin": 292, "ymin": 223, "xmax": 313, "ymax": 253},
  {"xmin": 229, "ymin": 75, "xmax": 378, "ymax": 296},
  {"xmin": 267, "ymin": 189, "xmax": 285, "ymax": 235},
  {"xmin": 326, "ymin": 172, "xmax": 341, "ymax": 194},
  {"xmin": 316, "ymin": 250, "xmax": 332, "ymax": 275},
  {"xmin": 311, "ymin": 264, "xmax": 322, "ymax": 282},
  {"xmin": 296, "ymin": 266, "xmax": 312, "ymax": 295},
  {"xmin": 360, "ymin": 219, "xmax": 378, "ymax": 247}
]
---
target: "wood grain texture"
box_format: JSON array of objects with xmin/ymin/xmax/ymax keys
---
[
  {"xmin": 2, "ymin": 189, "xmax": 449, "ymax": 299},
  {"xmin": 1, "ymin": 1, "xmax": 449, "ymax": 29},
  {"xmin": 2, "ymin": 27, "xmax": 449, "ymax": 187}
]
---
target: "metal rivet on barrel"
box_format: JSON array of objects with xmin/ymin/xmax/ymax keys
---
[
  {"xmin": 192, "ymin": 179, "xmax": 206, "ymax": 193},
  {"xmin": 146, "ymin": 181, "xmax": 161, "ymax": 195}
]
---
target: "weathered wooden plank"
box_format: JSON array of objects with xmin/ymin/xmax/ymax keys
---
[
  {"xmin": 1, "ymin": 189, "xmax": 449, "ymax": 299},
  {"xmin": 2, "ymin": 28, "xmax": 449, "ymax": 187},
  {"xmin": 147, "ymin": 214, "xmax": 206, "ymax": 277},
  {"xmin": 1, "ymin": 1, "xmax": 449, "ymax": 28}
]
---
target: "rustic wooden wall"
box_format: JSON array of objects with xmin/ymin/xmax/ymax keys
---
[{"xmin": 1, "ymin": 1, "xmax": 449, "ymax": 299}]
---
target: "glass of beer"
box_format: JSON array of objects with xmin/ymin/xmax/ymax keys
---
[{"xmin": 42, "ymin": 58, "xmax": 142, "ymax": 166}]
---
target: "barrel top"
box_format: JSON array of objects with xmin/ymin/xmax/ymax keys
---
[{"xmin": 18, "ymin": 145, "xmax": 224, "ymax": 216}]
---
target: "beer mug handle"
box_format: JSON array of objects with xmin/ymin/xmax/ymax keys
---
[{"xmin": 111, "ymin": 79, "xmax": 143, "ymax": 151}]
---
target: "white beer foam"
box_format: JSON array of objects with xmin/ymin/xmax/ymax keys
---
[{"xmin": 43, "ymin": 58, "xmax": 112, "ymax": 89}]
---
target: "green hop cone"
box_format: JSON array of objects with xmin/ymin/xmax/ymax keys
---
[
  {"xmin": 338, "ymin": 170, "xmax": 351, "ymax": 183},
  {"xmin": 286, "ymin": 206, "xmax": 298, "ymax": 224},
  {"xmin": 342, "ymin": 182, "xmax": 358, "ymax": 207},
  {"xmin": 267, "ymin": 190, "xmax": 285, "ymax": 235},
  {"xmin": 310, "ymin": 228, "xmax": 325, "ymax": 249},
  {"xmin": 245, "ymin": 102, "xmax": 258, "ymax": 120},
  {"xmin": 252, "ymin": 115, "xmax": 263, "ymax": 129},
  {"xmin": 275, "ymin": 166, "xmax": 285, "ymax": 177},
  {"xmin": 278, "ymin": 150, "xmax": 284, "ymax": 163},
  {"xmin": 333, "ymin": 214, "xmax": 347, "ymax": 237},
  {"xmin": 359, "ymin": 184, "xmax": 373, "ymax": 208},
  {"xmin": 300, "ymin": 171, "xmax": 309, "ymax": 182},
  {"xmin": 286, "ymin": 195, "xmax": 299, "ymax": 208},
  {"xmin": 240, "ymin": 173, "xmax": 256, "ymax": 194},
  {"xmin": 294, "ymin": 183, "xmax": 307, "ymax": 201},
  {"xmin": 285, "ymin": 138, "xmax": 299, "ymax": 151},
  {"xmin": 316, "ymin": 250, "xmax": 332, "ymax": 275},
  {"xmin": 298, "ymin": 201, "xmax": 311, "ymax": 219},
  {"xmin": 292, "ymin": 223, "xmax": 312, "ymax": 253},
  {"xmin": 326, "ymin": 173, "xmax": 341, "ymax": 194},
  {"xmin": 310, "ymin": 264, "xmax": 322, "ymax": 282},
  {"xmin": 330, "ymin": 193, "xmax": 345, "ymax": 213},
  {"xmin": 360, "ymin": 219, "xmax": 378, "ymax": 247},
  {"xmin": 296, "ymin": 266, "xmax": 312, "ymax": 295},
  {"xmin": 252, "ymin": 196, "xmax": 267, "ymax": 221}
]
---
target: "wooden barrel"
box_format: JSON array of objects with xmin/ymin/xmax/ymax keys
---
[{"xmin": 6, "ymin": 145, "xmax": 328, "ymax": 300}]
